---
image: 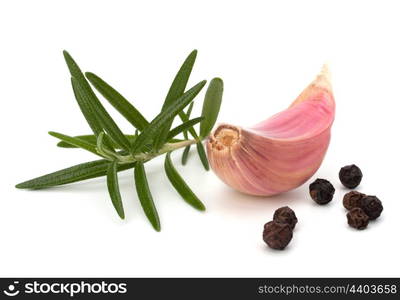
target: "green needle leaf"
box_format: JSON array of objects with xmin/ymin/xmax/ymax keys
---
[
  {"xmin": 64, "ymin": 51, "xmax": 129, "ymax": 151},
  {"xmin": 153, "ymin": 50, "xmax": 198, "ymax": 150},
  {"xmin": 181, "ymin": 103, "xmax": 193, "ymax": 164},
  {"xmin": 86, "ymin": 72, "xmax": 149, "ymax": 131},
  {"xmin": 196, "ymin": 142, "xmax": 209, "ymax": 171},
  {"xmin": 167, "ymin": 117, "xmax": 204, "ymax": 141},
  {"xmin": 164, "ymin": 50, "xmax": 197, "ymax": 109},
  {"xmin": 64, "ymin": 50, "xmax": 95, "ymax": 94},
  {"xmin": 57, "ymin": 134, "xmax": 98, "ymax": 148},
  {"xmin": 49, "ymin": 131, "xmax": 100, "ymax": 156},
  {"xmin": 181, "ymin": 102, "xmax": 196, "ymax": 141},
  {"xmin": 182, "ymin": 125, "xmax": 189, "ymax": 141},
  {"xmin": 181, "ymin": 146, "xmax": 191, "ymax": 165},
  {"xmin": 57, "ymin": 134, "xmax": 136, "ymax": 148},
  {"xmin": 73, "ymin": 78, "xmax": 131, "ymax": 152},
  {"xmin": 107, "ymin": 161, "xmax": 125, "ymax": 219},
  {"xmin": 16, "ymin": 159, "xmax": 135, "ymax": 190},
  {"xmin": 178, "ymin": 110, "xmax": 208, "ymax": 168},
  {"xmin": 186, "ymin": 102, "xmax": 194, "ymax": 118},
  {"xmin": 200, "ymin": 78, "xmax": 224, "ymax": 138},
  {"xmin": 183, "ymin": 102, "xmax": 195, "ymax": 141},
  {"xmin": 131, "ymin": 80, "xmax": 206, "ymax": 153},
  {"xmin": 134, "ymin": 162, "xmax": 161, "ymax": 231},
  {"xmin": 64, "ymin": 50, "xmax": 103, "ymax": 135},
  {"xmin": 179, "ymin": 107, "xmax": 199, "ymax": 140},
  {"xmin": 71, "ymin": 78, "xmax": 103, "ymax": 136},
  {"xmin": 164, "ymin": 152, "xmax": 205, "ymax": 211},
  {"xmin": 71, "ymin": 78, "xmax": 114, "ymax": 152}
]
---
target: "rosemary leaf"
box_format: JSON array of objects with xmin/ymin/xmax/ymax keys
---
[
  {"xmin": 181, "ymin": 103, "xmax": 194, "ymax": 165},
  {"xmin": 57, "ymin": 134, "xmax": 136, "ymax": 148},
  {"xmin": 131, "ymin": 80, "xmax": 206, "ymax": 153},
  {"xmin": 179, "ymin": 103, "xmax": 211, "ymax": 170},
  {"xmin": 178, "ymin": 111, "xmax": 208, "ymax": 171},
  {"xmin": 86, "ymin": 72, "xmax": 149, "ymax": 131},
  {"xmin": 73, "ymin": 77, "xmax": 131, "ymax": 152},
  {"xmin": 196, "ymin": 142, "xmax": 209, "ymax": 171},
  {"xmin": 64, "ymin": 50, "xmax": 94, "ymax": 93},
  {"xmin": 71, "ymin": 78, "xmax": 103, "ymax": 136},
  {"xmin": 64, "ymin": 51, "xmax": 128, "ymax": 151},
  {"xmin": 107, "ymin": 161, "xmax": 125, "ymax": 219},
  {"xmin": 182, "ymin": 102, "xmax": 194, "ymax": 141},
  {"xmin": 186, "ymin": 101, "xmax": 194, "ymax": 118},
  {"xmin": 134, "ymin": 162, "xmax": 161, "ymax": 231},
  {"xmin": 200, "ymin": 78, "xmax": 224, "ymax": 138},
  {"xmin": 167, "ymin": 117, "xmax": 204, "ymax": 141},
  {"xmin": 57, "ymin": 135, "xmax": 183, "ymax": 149},
  {"xmin": 178, "ymin": 109, "xmax": 208, "ymax": 167},
  {"xmin": 71, "ymin": 78, "xmax": 115, "ymax": 153},
  {"xmin": 48, "ymin": 131, "xmax": 100, "ymax": 156},
  {"xmin": 153, "ymin": 50, "xmax": 198, "ymax": 150},
  {"xmin": 64, "ymin": 51, "xmax": 104, "ymax": 134},
  {"xmin": 57, "ymin": 134, "xmax": 97, "ymax": 148},
  {"xmin": 178, "ymin": 107, "xmax": 198, "ymax": 140},
  {"xmin": 16, "ymin": 159, "xmax": 135, "ymax": 190},
  {"xmin": 164, "ymin": 152, "xmax": 205, "ymax": 211},
  {"xmin": 181, "ymin": 145, "xmax": 191, "ymax": 165},
  {"xmin": 164, "ymin": 50, "xmax": 197, "ymax": 109}
]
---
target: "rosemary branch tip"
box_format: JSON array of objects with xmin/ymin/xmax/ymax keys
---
[{"xmin": 15, "ymin": 49, "xmax": 224, "ymax": 229}]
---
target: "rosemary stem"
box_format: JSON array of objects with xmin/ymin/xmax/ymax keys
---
[{"xmin": 114, "ymin": 138, "xmax": 200, "ymax": 164}]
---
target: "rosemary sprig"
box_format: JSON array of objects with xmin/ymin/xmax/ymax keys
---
[{"xmin": 15, "ymin": 50, "xmax": 224, "ymax": 231}]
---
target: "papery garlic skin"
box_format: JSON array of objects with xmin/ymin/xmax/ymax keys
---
[{"xmin": 206, "ymin": 66, "xmax": 335, "ymax": 196}]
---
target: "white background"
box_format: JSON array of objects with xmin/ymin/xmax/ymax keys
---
[{"xmin": 1, "ymin": 0, "xmax": 399, "ymax": 277}]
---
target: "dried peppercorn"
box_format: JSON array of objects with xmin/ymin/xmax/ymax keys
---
[
  {"xmin": 343, "ymin": 191, "xmax": 366, "ymax": 210},
  {"xmin": 347, "ymin": 207, "xmax": 369, "ymax": 230},
  {"xmin": 339, "ymin": 164, "xmax": 363, "ymax": 188},
  {"xmin": 309, "ymin": 178, "xmax": 335, "ymax": 205},
  {"xmin": 273, "ymin": 206, "xmax": 298, "ymax": 230},
  {"xmin": 263, "ymin": 221, "xmax": 293, "ymax": 250},
  {"xmin": 360, "ymin": 196, "xmax": 383, "ymax": 220}
]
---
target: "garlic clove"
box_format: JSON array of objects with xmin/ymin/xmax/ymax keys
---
[{"xmin": 207, "ymin": 65, "xmax": 335, "ymax": 196}]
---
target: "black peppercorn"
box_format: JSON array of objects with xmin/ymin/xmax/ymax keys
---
[
  {"xmin": 339, "ymin": 164, "xmax": 363, "ymax": 188},
  {"xmin": 309, "ymin": 178, "xmax": 335, "ymax": 204},
  {"xmin": 347, "ymin": 207, "xmax": 369, "ymax": 230},
  {"xmin": 343, "ymin": 191, "xmax": 366, "ymax": 210},
  {"xmin": 273, "ymin": 206, "xmax": 298, "ymax": 230},
  {"xmin": 360, "ymin": 196, "xmax": 383, "ymax": 220},
  {"xmin": 263, "ymin": 221, "xmax": 293, "ymax": 250}
]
